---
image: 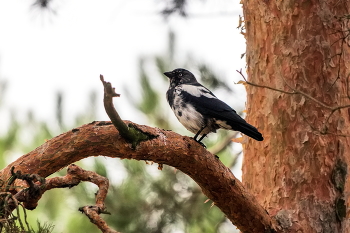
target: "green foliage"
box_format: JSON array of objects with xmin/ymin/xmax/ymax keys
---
[{"xmin": 138, "ymin": 59, "xmax": 160, "ymax": 115}]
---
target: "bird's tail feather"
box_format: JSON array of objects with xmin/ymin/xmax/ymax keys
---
[{"xmin": 232, "ymin": 121, "xmax": 263, "ymax": 141}]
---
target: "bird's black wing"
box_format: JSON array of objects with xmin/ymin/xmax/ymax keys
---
[{"xmin": 181, "ymin": 84, "xmax": 263, "ymax": 141}]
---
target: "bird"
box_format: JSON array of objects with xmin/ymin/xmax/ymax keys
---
[{"xmin": 164, "ymin": 68, "xmax": 263, "ymax": 144}]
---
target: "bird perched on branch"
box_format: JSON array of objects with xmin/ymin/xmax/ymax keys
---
[{"xmin": 164, "ymin": 68, "xmax": 263, "ymax": 144}]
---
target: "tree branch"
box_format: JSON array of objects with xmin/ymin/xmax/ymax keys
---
[
  {"xmin": 0, "ymin": 121, "xmax": 277, "ymax": 233},
  {"xmin": 236, "ymin": 69, "xmax": 350, "ymax": 136},
  {"xmin": 5, "ymin": 164, "xmax": 117, "ymax": 232},
  {"xmin": 236, "ymin": 69, "xmax": 350, "ymax": 112},
  {"xmin": 100, "ymin": 75, "xmax": 151, "ymax": 148},
  {"xmin": 79, "ymin": 205, "xmax": 119, "ymax": 233},
  {"xmin": 45, "ymin": 164, "xmax": 109, "ymax": 211}
]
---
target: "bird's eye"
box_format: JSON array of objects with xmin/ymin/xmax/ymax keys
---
[{"xmin": 179, "ymin": 73, "xmax": 183, "ymax": 77}]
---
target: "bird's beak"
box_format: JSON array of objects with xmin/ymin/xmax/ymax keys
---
[{"xmin": 164, "ymin": 71, "xmax": 174, "ymax": 78}]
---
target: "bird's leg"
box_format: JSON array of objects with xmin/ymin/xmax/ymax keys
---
[
  {"xmin": 193, "ymin": 126, "xmax": 206, "ymax": 141},
  {"xmin": 197, "ymin": 134, "xmax": 207, "ymax": 142},
  {"xmin": 196, "ymin": 134, "xmax": 207, "ymax": 148},
  {"xmin": 193, "ymin": 126, "xmax": 207, "ymax": 148}
]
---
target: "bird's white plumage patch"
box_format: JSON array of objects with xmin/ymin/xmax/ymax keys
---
[
  {"xmin": 171, "ymin": 93, "xmax": 204, "ymax": 134},
  {"xmin": 181, "ymin": 85, "xmax": 216, "ymax": 98},
  {"xmin": 176, "ymin": 104, "xmax": 204, "ymax": 134},
  {"xmin": 215, "ymin": 120, "xmax": 232, "ymax": 130}
]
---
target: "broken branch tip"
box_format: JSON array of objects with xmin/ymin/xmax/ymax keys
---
[{"xmin": 100, "ymin": 74, "xmax": 105, "ymax": 82}]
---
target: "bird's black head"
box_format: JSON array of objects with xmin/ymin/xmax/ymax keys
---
[{"xmin": 164, "ymin": 68, "xmax": 198, "ymax": 87}]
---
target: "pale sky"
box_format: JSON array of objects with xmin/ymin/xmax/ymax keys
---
[{"xmin": 0, "ymin": 0, "xmax": 246, "ymax": 126}]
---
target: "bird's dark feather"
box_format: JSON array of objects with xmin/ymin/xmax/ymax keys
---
[
  {"xmin": 180, "ymin": 85, "xmax": 263, "ymax": 141},
  {"xmin": 166, "ymin": 88, "xmax": 175, "ymax": 107},
  {"xmin": 164, "ymin": 68, "xmax": 264, "ymax": 142}
]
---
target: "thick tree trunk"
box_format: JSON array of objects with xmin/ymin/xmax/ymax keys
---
[{"xmin": 242, "ymin": 1, "xmax": 350, "ymax": 232}]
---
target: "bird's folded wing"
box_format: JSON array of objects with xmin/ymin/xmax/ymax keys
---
[
  {"xmin": 181, "ymin": 90, "xmax": 243, "ymax": 123},
  {"xmin": 181, "ymin": 85, "xmax": 263, "ymax": 141}
]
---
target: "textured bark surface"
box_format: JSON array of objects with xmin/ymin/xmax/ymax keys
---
[
  {"xmin": 0, "ymin": 121, "xmax": 275, "ymax": 233},
  {"xmin": 242, "ymin": 1, "xmax": 350, "ymax": 232}
]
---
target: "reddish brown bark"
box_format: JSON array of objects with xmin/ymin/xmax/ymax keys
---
[
  {"xmin": 0, "ymin": 121, "xmax": 275, "ymax": 233},
  {"xmin": 243, "ymin": 1, "xmax": 350, "ymax": 232},
  {"xmin": 80, "ymin": 205, "xmax": 120, "ymax": 233},
  {"xmin": 9, "ymin": 164, "xmax": 115, "ymax": 232}
]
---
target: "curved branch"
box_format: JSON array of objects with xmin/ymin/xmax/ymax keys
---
[
  {"xmin": 79, "ymin": 205, "xmax": 119, "ymax": 233},
  {"xmin": 0, "ymin": 121, "xmax": 276, "ymax": 233},
  {"xmin": 5, "ymin": 164, "xmax": 117, "ymax": 232}
]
